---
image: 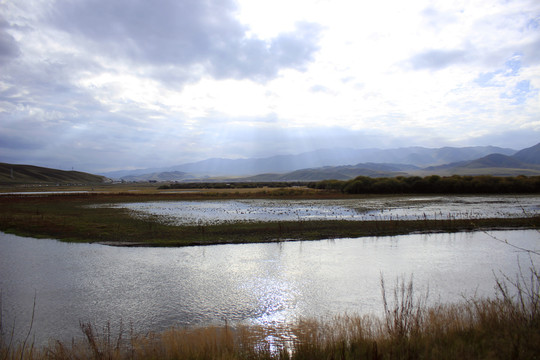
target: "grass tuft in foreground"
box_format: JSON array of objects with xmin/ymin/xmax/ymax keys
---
[{"xmin": 2, "ymin": 265, "xmax": 539, "ymax": 359}]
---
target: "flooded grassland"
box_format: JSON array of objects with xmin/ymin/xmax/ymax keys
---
[
  {"xmin": 109, "ymin": 195, "xmax": 540, "ymax": 225},
  {"xmin": 0, "ymin": 191, "xmax": 538, "ymax": 246}
]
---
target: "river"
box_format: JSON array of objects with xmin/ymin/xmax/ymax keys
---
[{"xmin": 1, "ymin": 229, "xmax": 538, "ymax": 346}]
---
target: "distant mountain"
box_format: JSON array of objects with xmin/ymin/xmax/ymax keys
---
[
  {"xmin": 166, "ymin": 146, "xmax": 515, "ymax": 175},
  {"xmin": 237, "ymin": 144, "xmax": 540, "ymax": 181},
  {"xmin": 101, "ymin": 166, "xmax": 177, "ymax": 179},
  {"xmin": 346, "ymin": 146, "xmax": 516, "ymax": 166},
  {"xmin": 104, "ymin": 145, "xmax": 515, "ymax": 180},
  {"xmin": 121, "ymin": 171, "xmax": 195, "ymax": 182},
  {"xmin": 242, "ymin": 164, "xmax": 413, "ymax": 181},
  {"xmin": 0, "ymin": 163, "xmax": 109, "ymax": 185},
  {"xmin": 465, "ymin": 154, "xmax": 531, "ymax": 169},
  {"xmin": 421, "ymin": 143, "xmax": 540, "ymax": 176},
  {"xmin": 512, "ymin": 142, "xmax": 540, "ymax": 164},
  {"xmin": 353, "ymin": 163, "xmax": 420, "ymax": 172}
]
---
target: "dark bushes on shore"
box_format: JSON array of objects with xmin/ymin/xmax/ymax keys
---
[
  {"xmin": 309, "ymin": 175, "xmax": 540, "ymax": 194},
  {"xmin": 159, "ymin": 175, "xmax": 540, "ymax": 194}
]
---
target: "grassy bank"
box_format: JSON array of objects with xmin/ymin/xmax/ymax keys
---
[
  {"xmin": 2, "ymin": 270, "xmax": 539, "ymax": 359},
  {"xmin": 0, "ymin": 190, "xmax": 538, "ymax": 246}
]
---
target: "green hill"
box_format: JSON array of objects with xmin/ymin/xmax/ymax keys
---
[{"xmin": 0, "ymin": 163, "xmax": 109, "ymax": 185}]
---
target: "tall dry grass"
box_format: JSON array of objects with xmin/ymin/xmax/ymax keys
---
[{"xmin": 2, "ymin": 266, "xmax": 539, "ymax": 359}]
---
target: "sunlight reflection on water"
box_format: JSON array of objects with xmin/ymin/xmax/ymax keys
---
[{"xmin": 1, "ymin": 229, "xmax": 539, "ymax": 347}]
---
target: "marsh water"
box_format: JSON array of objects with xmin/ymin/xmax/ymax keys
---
[
  {"xmin": 105, "ymin": 195, "xmax": 540, "ymax": 225},
  {"xmin": 1, "ymin": 229, "xmax": 539, "ymax": 346}
]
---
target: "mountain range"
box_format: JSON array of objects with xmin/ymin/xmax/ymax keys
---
[
  {"xmin": 105, "ymin": 144, "xmax": 540, "ymax": 181},
  {"xmin": 418, "ymin": 143, "xmax": 540, "ymax": 177},
  {"xmin": 2, "ymin": 143, "xmax": 538, "ymax": 185},
  {"xmin": 105, "ymin": 145, "xmax": 518, "ymax": 179}
]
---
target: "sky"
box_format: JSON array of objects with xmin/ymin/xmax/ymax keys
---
[{"xmin": 1, "ymin": 0, "xmax": 539, "ymax": 173}]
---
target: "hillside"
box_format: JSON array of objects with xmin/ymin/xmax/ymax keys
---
[
  {"xmin": 464, "ymin": 154, "xmax": 533, "ymax": 169},
  {"xmin": 0, "ymin": 163, "xmax": 109, "ymax": 185},
  {"xmin": 512, "ymin": 142, "xmax": 540, "ymax": 164}
]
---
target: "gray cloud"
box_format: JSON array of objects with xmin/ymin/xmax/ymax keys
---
[
  {"xmin": 421, "ymin": 6, "xmax": 459, "ymax": 31},
  {"xmin": 0, "ymin": 16, "xmax": 20, "ymax": 65},
  {"xmin": 310, "ymin": 85, "xmax": 331, "ymax": 93},
  {"xmin": 0, "ymin": 132, "xmax": 43, "ymax": 151},
  {"xmin": 48, "ymin": 0, "xmax": 320, "ymax": 83},
  {"xmin": 522, "ymin": 37, "xmax": 540, "ymax": 65},
  {"xmin": 407, "ymin": 6, "xmax": 472, "ymax": 71},
  {"xmin": 408, "ymin": 48, "xmax": 470, "ymax": 70},
  {"xmin": 410, "ymin": 6, "xmax": 540, "ymax": 71}
]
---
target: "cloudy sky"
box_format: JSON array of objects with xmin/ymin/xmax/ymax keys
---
[{"xmin": 1, "ymin": 0, "xmax": 539, "ymax": 173}]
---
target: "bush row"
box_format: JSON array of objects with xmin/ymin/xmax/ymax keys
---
[{"xmin": 308, "ymin": 175, "xmax": 540, "ymax": 194}]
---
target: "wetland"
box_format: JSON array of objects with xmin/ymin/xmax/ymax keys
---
[
  {"xmin": 1, "ymin": 187, "xmax": 539, "ymax": 357},
  {"xmin": 0, "ymin": 190, "xmax": 538, "ymax": 246}
]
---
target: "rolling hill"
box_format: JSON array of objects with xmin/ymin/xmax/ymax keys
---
[{"xmin": 0, "ymin": 163, "xmax": 110, "ymax": 185}]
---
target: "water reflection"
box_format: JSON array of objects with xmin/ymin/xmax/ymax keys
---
[{"xmin": 0, "ymin": 230, "xmax": 538, "ymax": 346}]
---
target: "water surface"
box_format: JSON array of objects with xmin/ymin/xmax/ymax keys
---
[
  {"xmin": 105, "ymin": 195, "xmax": 540, "ymax": 225},
  {"xmin": 1, "ymin": 230, "xmax": 538, "ymax": 346}
]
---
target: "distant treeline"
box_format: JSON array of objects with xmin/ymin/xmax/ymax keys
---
[
  {"xmin": 158, "ymin": 176, "xmax": 540, "ymax": 194},
  {"xmin": 308, "ymin": 175, "xmax": 540, "ymax": 194},
  {"xmin": 158, "ymin": 181, "xmax": 311, "ymax": 190}
]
